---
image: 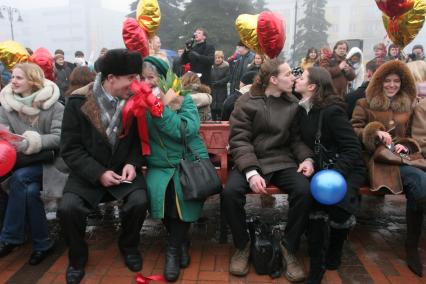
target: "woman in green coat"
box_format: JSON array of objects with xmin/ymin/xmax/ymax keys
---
[{"xmin": 141, "ymin": 56, "xmax": 208, "ymax": 282}]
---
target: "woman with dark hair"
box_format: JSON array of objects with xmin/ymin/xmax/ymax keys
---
[
  {"xmin": 352, "ymin": 60, "xmax": 426, "ymax": 277},
  {"xmin": 387, "ymin": 44, "xmax": 404, "ymax": 61},
  {"xmin": 295, "ymin": 67, "xmax": 366, "ymax": 283},
  {"xmin": 64, "ymin": 66, "xmax": 96, "ymax": 101},
  {"xmin": 300, "ymin": 48, "xmax": 318, "ymax": 70}
]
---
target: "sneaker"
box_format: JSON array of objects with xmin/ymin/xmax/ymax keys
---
[
  {"xmin": 229, "ymin": 241, "xmax": 250, "ymax": 276},
  {"xmin": 280, "ymin": 243, "xmax": 306, "ymax": 282}
]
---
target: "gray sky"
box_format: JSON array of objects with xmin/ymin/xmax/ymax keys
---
[{"xmin": 1, "ymin": 0, "xmax": 134, "ymax": 12}]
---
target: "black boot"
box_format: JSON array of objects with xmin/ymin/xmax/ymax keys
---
[
  {"xmin": 306, "ymin": 215, "xmax": 328, "ymax": 284},
  {"xmin": 325, "ymin": 228, "xmax": 349, "ymax": 270},
  {"xmin": 164, "ymin": 245, "xmax": 180, "ymax": 282},
  {"xmin": 180, "ymin": 240, "xmax": 191, "ymax": 268},
  {"xmin": 405, "ymin": 208, "xmax": 423, "ymax": 277}
]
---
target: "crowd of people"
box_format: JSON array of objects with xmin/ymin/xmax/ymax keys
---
[{"xmin": 1, "ymin": 28, "xmax": 426, "ymax": 284}]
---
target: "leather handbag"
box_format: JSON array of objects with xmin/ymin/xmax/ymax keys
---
[
  {"xmin": 373, "ymin": 144, "xmax": 426, "ymax": 171},
  {"xmin": 314, "ymin": 110, "xmax": 339, "ymax": 170},
  {"xmin": 178, "ymin": 122, "xmax": 222, "ymax": 201}
]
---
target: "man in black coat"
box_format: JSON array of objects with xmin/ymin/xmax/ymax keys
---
[
  {"xmin": 228, "ymin": 42, "xmax": 255, "ymax": 94},
  {"xmin": 181, "ymin": 28, "xmax": 215, "ymax": 85},
  {"xmin": 58, "ymin": 49, "xmax": 148, "ymax": 284}
]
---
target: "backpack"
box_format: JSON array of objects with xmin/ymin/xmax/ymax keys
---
[{"xmin": 247, "ymin": 218, "xmax": 283, "ymax": 278}]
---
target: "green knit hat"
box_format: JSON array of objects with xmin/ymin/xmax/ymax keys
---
[{"xmin": 143, "ymin": 56, "xmax": 169, "ymax": 78}]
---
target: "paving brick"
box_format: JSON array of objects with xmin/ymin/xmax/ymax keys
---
[
  {"xmin": 99, "ymin": 275, "xmax": 133, "ymax": 284},
  {"xmin": 182, "ymin": 261, "xmax": 200, "ymax": 281},
  {"xmin": 198, "ymin": 271, "xmax": 230, "ymax": 281},
  {"xmin": 199, "ymin": 252, "xmax": 215, "ymax": 271},
  {"xmin": 36, "ymin": 272, "xmax": 58, "ymax": 284},
  {"xmin": 0, "ymin": 270, "xmax": 17, "ymax": 284}
]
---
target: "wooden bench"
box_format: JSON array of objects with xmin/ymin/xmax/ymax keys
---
[{"xmin": 199, "ymin": 121, "xmax": 379, "ymax": 242}]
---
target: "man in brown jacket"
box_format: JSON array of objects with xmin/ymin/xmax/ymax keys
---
[
  {"xmin": 221, "ymin": 59, "xmax": 314, "ymax": 282},
  {"xmin": 323, "ymin": 40, "xmax": 355, "ymax": 97}
]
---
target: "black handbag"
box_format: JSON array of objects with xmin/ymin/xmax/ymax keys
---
[
  {"xmin": 314, "ymin": 110, "xmax": 339, "ymax": 170},
  {"xmin": 178, "ymin": 122, "xmax": 222, "ymax": 201},
  {"xmin": 247, "ymin": 218, "xmax": 283, "ymax": 278}
]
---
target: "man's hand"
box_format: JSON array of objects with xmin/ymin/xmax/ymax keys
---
[
  {"xmin": 249, "ymin": 174, "xmax": 268, "ymax": 194},
  {"xmin": 339, "ymin": 60, "xmax": 349, "ymax": 70},
  {"xmin": 297, "ymin": 160, "xmax": 315, "ymax": 177},
  {"xmin": 122, "ymin": 164, "xmax": 137, "ymax": 182},
  {"xmin": 100, "ymin": 170, "xmax": 122, "ymax": 187}
]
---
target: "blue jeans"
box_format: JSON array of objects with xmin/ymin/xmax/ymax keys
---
[
  {"xmin": 401, "ymin": 165, "xmax": 426, "ymax": 211},
  {"xmin": 0, "ymin": 165, "xmax": 52, "ymax": 251}
]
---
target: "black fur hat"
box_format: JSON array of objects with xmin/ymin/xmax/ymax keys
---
[{"xmin": 98, "ymin": 48, "xmax": 142, "ymax": 76}]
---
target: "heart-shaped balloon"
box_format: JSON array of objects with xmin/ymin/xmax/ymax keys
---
[
  {"xmin": 137, "ymin": 0, "xmax": 161, "ymax": 38},
  {"xmin": 257, "ymin": 12, "xmax": 285, "ymax": 58},
  {"xmin": 0, "ymin": 41, "xmax": 29, "ymax": 71},
  {"xmin": 0, "ymin": 141, "xmax": 16, "ymax": 177},
  {"xmin": 376, "ymin": 0, "xmax": 415, "ymax": 17},
  {"xmin": 123, "ymin": 18, "xmax": 150, "ymax": 58},
  {"xmin": 29, "ymin": 48, "xmax": 55, "ymax": 81},
  {"xmin": 235, "ymin": 14, "xmax": 262, "ymax": 54},
  {"xmin": 383, "ymin": 0, "xmax": 426, "ymax": 48}
]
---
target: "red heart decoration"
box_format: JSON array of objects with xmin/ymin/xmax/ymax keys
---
[
  {"xmin": 257, "ymin": 12, "xmax": 285, "ymax": 59},
  {"xmin": 375, "ymin": 0, "xmax": 415, "ymax": 18},
  {"xmin": 0, "ymin": 141, "xmax": 16, "ymax": 176},
  {"xmin": 122, "ymin": 18, "xmax": 149, "ymax": 58},
  {"xmin": 29, "ymin": 48, "xmax": 55, "ymax": 81}
]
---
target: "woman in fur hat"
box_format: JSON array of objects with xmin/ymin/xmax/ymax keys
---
[
  {"xmin": 0, "ymin": 63, "xmax": 65, "ymax": 265},
  {"xmin": 352, "ymin": 60, "xmax": 426, "ymax": 277},
  {"xmin": 141, "ymin": 56, "xmax": 209, "ymax": 282},
  {"xmin": 181, "ymin": 71, "xmax": 212, "ymax": 121}
]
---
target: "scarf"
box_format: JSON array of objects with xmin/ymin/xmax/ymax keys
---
[{"xmin": 92, "ymin": 73, "xmax": 125, "ymax": 147}]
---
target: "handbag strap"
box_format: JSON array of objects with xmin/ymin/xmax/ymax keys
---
[
  {"xmin": 179, "ymin": 121, "xmax": 201, "ymax": 161},
  {"xmin": 314, "ymin": 110, "xmax": 324, "ymax": 155}
]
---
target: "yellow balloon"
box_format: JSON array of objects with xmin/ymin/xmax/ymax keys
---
[
  {"xmin": 383, "ymin": 0, "xmax": 426, "ymax": 48},
  {"xmin": 235, "ymin": 14, "xmax": 263, "ymax": 54},
  {"xmin": 0, "ymin": 40, "xmax": 29, "ymax": 71},
  {"xmin": 137, "ymin": 0, "xmax": 161, "ymax": 38}
]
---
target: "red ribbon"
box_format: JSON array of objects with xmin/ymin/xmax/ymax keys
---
[
  {"xmin": 121, "ymin": 81, "xmax": 164, "ymax": 156},
  {"xmin": 135, "ymin": 273, "xmax": 166, "ymax": 284}
]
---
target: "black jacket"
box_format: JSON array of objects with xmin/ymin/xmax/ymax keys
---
[
  {"xmin": 229, "ymin": 52, "xmax": 255, "ymax": 93},
  {"xmin": 346, "ymin": 81, "xmax": 369, "ymax": 118},
  {"xmin": 211, "ymin": 62, "xmax": 230, "ymax": 111},
  {"xmin": 60, "ymin": 83, "xmax": 146, "ymax": 207},
  {"xmin": 181, "ymin": 41, "xmax": 215, "ymax": 85},
  {"xmin": 296, "ymin": 104, "xmax": 366, "ymax": 213},
  {"xmin": 54, "ymin": 63, "xmax": 73, "ymax": 103}
]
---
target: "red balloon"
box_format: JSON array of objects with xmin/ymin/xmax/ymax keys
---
[
  {"xmin": 0, "ymin": 141, "xmax": 16, "ymax": 176},
  {"xmin": 257, "ymin": 12, "xmax": 285, "ymax": 59},
  {"xmin": 122, "ymin": 18, "xmax": 150, "ymax": 58},
  {"xmin": 29, "ymin": 48, "xmax": 55, "ymax": 81},
  {"xmin": 375, "ymin": 0, "xmax": 415, "ymax": 18}
]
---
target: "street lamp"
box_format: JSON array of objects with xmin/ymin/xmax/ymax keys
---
[{"xmin": 0, "ymin": 5, "xmax": 23, "ymax": 40}]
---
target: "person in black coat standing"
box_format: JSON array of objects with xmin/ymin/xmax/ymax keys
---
[
  {"xmin": 58, "ymin": 49, "xmax": 148, "ymax": 284},
  {"xmin": 210, "ymin": 50, "xmax": 230, "ymax": 120},
  {"xmin": 294, "ymin": 67, "xmax": 366, "ymax": 283},
  {"xmin": 181, "ymin": 28, "xmax": 215, "ymax": 86}
]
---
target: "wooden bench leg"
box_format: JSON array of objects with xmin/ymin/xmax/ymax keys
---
[{"xmin": 219, "ymin": 194, "xmax": 228, "ymax": 244}]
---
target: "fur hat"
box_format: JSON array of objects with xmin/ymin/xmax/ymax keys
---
[
  {"xmin": 240, "ymin": 71, "xmax": 257, "ymax": 85},
  {"xmin": 98, "ymin": 48, "xmax": 142, "ymax": 76},
  {"xmin": 143, "ymin": 56, "xmax": 169, "ymax": 78}
]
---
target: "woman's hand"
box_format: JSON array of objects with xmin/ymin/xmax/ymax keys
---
[
  {"xmin": 297, "ymin": 159, "xmax": 315, "ymax": 177},
  {"xmin": 161, "ymin": 89, "xmax": 178, "ymax": 106},
  {"xmin": 121, "ymin": 164, "xmax": 137, "ymax": 182},
  {"xmin": 395, "ymin": 144, "xmax": 408, "ymax": 154},
  {"xmin": 377, "ymin": 130, "xmax": 392, "ymax": 145}
]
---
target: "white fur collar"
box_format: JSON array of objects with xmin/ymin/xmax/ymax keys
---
[{"xmin": 0, "ymin": 79, "xmax": 60, "ymax": 116}]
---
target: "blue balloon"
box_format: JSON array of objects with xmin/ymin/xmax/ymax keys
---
[{"xmin": 310, "ymin": 169, "xmax": 347, "ymax": 205}]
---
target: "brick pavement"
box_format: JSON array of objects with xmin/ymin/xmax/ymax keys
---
[{"xmin": 0, "ymin": 195, "xmax": 424, "ymax": 284}]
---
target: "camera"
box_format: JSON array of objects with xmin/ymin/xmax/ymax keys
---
[
  {"xmin": 345, "ymin": 59, "xmax": 354, "ymax": 68},
  {"xmin": 407, "ymin": 53, "xmax": 417, "ymax": 61},
  {"xmin": 185, "ymin": 35, "xmax": 195, "ymax": 50}
]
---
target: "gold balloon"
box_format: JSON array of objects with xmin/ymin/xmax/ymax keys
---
[
  {"xmin": 235, "ymin": 14, "xmax": 263, "ymax": 54},
  {"xmin": 383, "ymin": 0, "xmax": 426, "ymax": 48},
  {"xmin": 137, "ymin": 0, "xmax": 161, "ymax": 38},
  {"xmin": 0, "ymin": 40, "xmax": 29, "ymax": 71}
]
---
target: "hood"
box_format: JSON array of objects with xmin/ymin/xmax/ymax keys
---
[
  {"xmin": 365, "ymin": 60, "xmax": 416, "ymax": 112},
  {"xmin": 346, "ymin": 47, "xmax": 363, "ymax": 70},
  {"xmin": 0, "ymin": 79, "xmax": 60, "ymax": 116}
]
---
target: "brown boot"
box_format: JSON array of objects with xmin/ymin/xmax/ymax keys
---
[
  {"xmin": 280, "ymin": 243, "xmax": 306, "ymax": 282},
  {"xmin": 229, "ymin": 241, "xmax": 250, "ymax": 276},
  {"xmin": 405, "ymin": 208, "xmax": 423, "ymax": 277}
]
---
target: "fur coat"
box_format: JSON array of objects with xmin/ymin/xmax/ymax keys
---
[{"xmin": 351, "ymin": 60, "xmax": 417, "ymax": 193}]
